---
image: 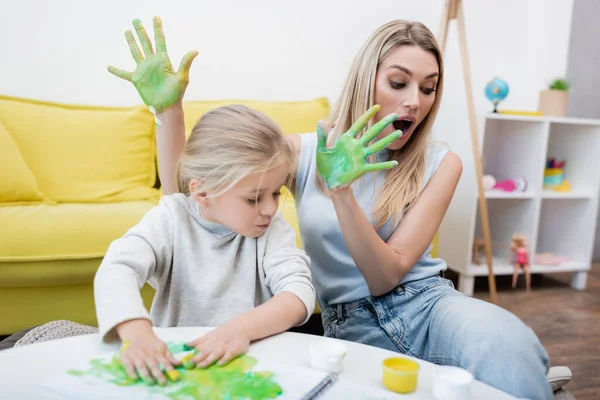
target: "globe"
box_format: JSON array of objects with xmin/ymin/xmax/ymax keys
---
[{"xmin": 485, "ymin": 77, "xmax": 509, "ymax": 112}]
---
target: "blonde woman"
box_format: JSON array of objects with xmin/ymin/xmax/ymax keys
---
[
  {"xmin": 94, "ymin": 102, "xmax": 315, "ymax": 385},
  {"xmin": 115, "ymin": 17, "xmax": 552, "ymax": 399}
]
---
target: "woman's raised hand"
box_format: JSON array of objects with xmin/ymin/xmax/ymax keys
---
[
  {"xmin": 108, "ymin": 16, "xmax": 198, "ymax": 114},
  {"xmin": 316, "ymin": 105, "xmax": 403, "ymax": 190}
]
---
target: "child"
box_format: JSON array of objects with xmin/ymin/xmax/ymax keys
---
[{"xmin": 97, "ymin": 18, "xmax": 315, "ymax": 387}]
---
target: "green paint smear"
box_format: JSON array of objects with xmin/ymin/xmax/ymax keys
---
[{"xmin": 67, "ymin": 341, "xmax": 283, "ymax": 400}]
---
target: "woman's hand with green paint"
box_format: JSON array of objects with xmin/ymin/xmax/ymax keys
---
[
  {"xmin": 116, "ymin": 319, "xmax": 180, "ymax": 386},
  {"xmin": 184, "ymin": 325, "xmax": 251, "ymax": 368},
  {"xmin": 108, "ymin": 16, "xmax": 198, "ymax": 114},
  {"xmin": 316, "ymin": 105, "xmax": 403, "ymax": 190}
]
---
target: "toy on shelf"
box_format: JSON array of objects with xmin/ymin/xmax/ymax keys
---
[
  {"xmin": 485, "ymin": 77, "xmax": 509, "ymax": 113},
  {"xmin": 544, "ymin": 158, "xmax": 570, "ymax": 192},
  {"xmin": 508, "ymin": 233, "xmax": 531, "ymax": 292},
  {"xmin": 471, "ymin": 238, "xmax": 485, "ymax": 265},
  {"xmin": 471, "ymin": 238, "xmax": 505, "ymax": 265},
  {"xmin": 535, "ymin": 253, "xmax": 570, "ymax": 265},
  {"xmin": 483, "ymin": 175, "xmax": 528, "ymax": 192}
]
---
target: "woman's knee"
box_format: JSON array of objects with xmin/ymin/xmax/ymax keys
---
[
  {"xmin": 466, "ymin": 305, "xmax": 552, "ymax": 399},
  {"xmin": 432, "ymin": 295, "xmax": 552, "ymax": 399}
]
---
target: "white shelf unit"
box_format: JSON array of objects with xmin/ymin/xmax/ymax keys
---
[{"xmin": 439, "ymin": 113, "xmax": 600, "ymax": 296}]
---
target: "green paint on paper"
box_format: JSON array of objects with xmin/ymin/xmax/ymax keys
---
[
  {"xmin": 107, "ymin": 16, "xmax": 198, "ymax": 113},
  {"xmin": 67, "ymin": 341, "xmax": 283, "ymax": 399},
  {"xmin": 316, "ymin": 105, "xmax": 402, "ymax": 189}
]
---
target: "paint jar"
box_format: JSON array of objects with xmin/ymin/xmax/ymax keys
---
[
  {"xmin": 308, "ymin": 339, "xmax": 346, "ymax": 373},
  {"xmin": 544, "ymin": 168, "xmax": 564, "ymax": 189},
  {"xmin": 432, "ymin": 365, "xmax": 474, "ymax": 400},
  {"xmin": 382, "ymin": 357, "xmax": 419, "ymax": 394}
]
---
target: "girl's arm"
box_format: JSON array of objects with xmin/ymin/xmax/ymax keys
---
[
  {"xmin": 331, "ymin": 152, "xmax": 462, "ymax": 296},
  {"xmin": 107, "ymin": 16, "xmax": 195, "ymax": 195},
  {"xmin": 156, "ymin": 103, "xmax": 186, "ymax": 194},
  {"xmin": 185, "ymin": 291, "xmax": 307, "ymax": 368},
  {"xmin": 204, "ymin": 210, "xmax": 316, "ymax": 341},
  {"xmin": 221, "ymin": 291, "xmax": 307, "ymax": 341},
  {"xmin": 94, "ymin": 203, "xmax": 175, "ymax": 342}
]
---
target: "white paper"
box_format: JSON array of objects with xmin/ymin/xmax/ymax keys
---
[{"xmin": 40, "ymin": 353, "xmax": 332, "ymax": 400}]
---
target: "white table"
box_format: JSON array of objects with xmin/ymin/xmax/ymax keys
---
[{"xmin": 0, "ymin": 327, "xmax": 515, "ymax": 399}]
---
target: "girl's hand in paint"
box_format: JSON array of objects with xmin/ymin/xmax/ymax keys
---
[
  {"xmin": 116, "ymin": 319, "xmax": 180, "ymax": 386},
  {"xmin": 184, "ymin": 326, "xmax": 251, "ymax": 368},
  {"xmin": 108, "ymin": 16, "xmax": 198, "ymax": 114},
  {"xmin": 316, "ymin": 105, "xmax": 403, "ymax": 190}
]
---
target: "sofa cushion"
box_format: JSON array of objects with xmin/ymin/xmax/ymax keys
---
[
  {"xmin": 0, "ymin": 95, "xmax": 160, "ymax": 203},
  {"xmin": 279, "ymin": 187, "xmax": 302, "ymax": 248},
  {"xmin": 182, "ymin": 97, "xmax": 330, "ymax": 138},
  {"xmin": 0, "ymin": 201, "xmax": 157, "ymax": 262},
  {"xmin": 0, "ymin": 120, "xmax": 48, "ymax": 206}
]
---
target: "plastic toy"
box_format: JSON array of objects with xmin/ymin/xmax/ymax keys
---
[
  {"xmin": 483, "ymin": 175, "xmax": 527, "ymax": 192},
  {"xmin": 508, "ymin": 233, "xmax": 531, "ymax": 292},
  {"xmin": 471, "ymin": 238, "xmax": 485, "ymax": 265},
  {"xmin": 534, "ymin": 253, "xmax": 570, "ymax": 265},
  {"xmin": 544, "ymin": 158, "xmax": 570, "ymax": 192}
]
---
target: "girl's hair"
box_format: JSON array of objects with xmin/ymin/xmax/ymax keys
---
[
  {"xmin": 176, "ymin": 104, "xmax": 296, "ymax": 198},
  {"xmin": 323, "ymin": 20, "xmax": 444, "ymax": 228}
]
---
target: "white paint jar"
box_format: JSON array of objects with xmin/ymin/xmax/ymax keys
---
[{"xmin": 308, "ymin": 338, "xmax": 346, "ymax": 373}]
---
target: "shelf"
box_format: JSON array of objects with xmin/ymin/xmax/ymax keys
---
[
  {"xmin": 482, "ymin": 190, "xmax": 534, "ymax": 199},
  {"xmin": 468, "ymin": 257, "xmax": 589, "ymax": 277},
  {"xmin": 481, "ymin": 190, "xmax": 593, "ymax": 199},
  {"xmin": 541, "ymin": 190, "xmax": 594, "ymax": 199},
  {"xmin": 486, "ymin": 113, "xmax": 600, "ymax": 126},
  {"xmin": 440, "ymin": 112, "xmax": 600, "ymax": 294}
]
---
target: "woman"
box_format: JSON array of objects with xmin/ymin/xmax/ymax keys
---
[{"xmin": 112, "ymin": 16, "xmax": 553, "ymax": 399}]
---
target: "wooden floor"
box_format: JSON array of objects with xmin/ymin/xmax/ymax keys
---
[{"xmin": 445, "ymin": 264, "xmax": 600, "ymax": 400}]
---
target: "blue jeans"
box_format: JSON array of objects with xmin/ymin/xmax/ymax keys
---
[{"xmin": 321, "ymin": 275, "xmax": 552, "ymax": 400}]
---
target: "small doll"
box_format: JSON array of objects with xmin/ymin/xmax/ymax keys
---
[{"xmin": 508, "ymin": 233, "xmax": 531, "ymax": 292}]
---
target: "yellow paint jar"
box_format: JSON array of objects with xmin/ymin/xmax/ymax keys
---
[{"xmin": 382, "ymin": 357, "xmax": 419, "ymax": 393}]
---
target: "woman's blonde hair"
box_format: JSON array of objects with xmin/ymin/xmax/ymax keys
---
[
  {"xmin": 176, "ymin": 104, "xmax": 295, "ymax": 198},
  {"xmin": 324, "ymin": 20, "xmax": 444, "ymax": 228}
]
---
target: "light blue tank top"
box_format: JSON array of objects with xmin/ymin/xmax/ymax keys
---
[{"xmin": 294, "ymin": 132, "xmax": 450, "ymax": 307}]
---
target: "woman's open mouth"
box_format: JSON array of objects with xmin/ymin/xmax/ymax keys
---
[{"xmin": 393, "ymin": 118, "xmax": 415, "ymax": 134}]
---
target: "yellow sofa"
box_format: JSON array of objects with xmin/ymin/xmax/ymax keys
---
[{"xmin": 0, "ymin": 94, "xmax": 330, "ymax": 335}]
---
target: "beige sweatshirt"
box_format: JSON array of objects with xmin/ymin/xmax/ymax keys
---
[{"xmin": 94, "ymin": 193, "xmax": 315, "ymax": 342}]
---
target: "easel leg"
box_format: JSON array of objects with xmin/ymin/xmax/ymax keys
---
[{"xmin": 448, "ymin": 0, "xmax": 498, "ymax": 304}]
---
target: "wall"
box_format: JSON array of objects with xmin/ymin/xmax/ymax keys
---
[
  {"xmin": 1, "ymin": 0, "xmax": 575, "ymax": 258},
  {"xmin": 1, "ymin": 0, "xmax": 573, "ymax": 110},
  {"xmin": 564, "ymin": 0, "xmax": 600, "ymax": 260}
]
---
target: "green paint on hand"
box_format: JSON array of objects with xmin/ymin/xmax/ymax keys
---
[
  {"xmin": 67, "ymin": 342, "xmax": 283, "ymax": 399},
  {"xmin": 107, "ymin": 16, "xmax": 198, "ymax": 113},
  {"xmin": 316, "ymin": 105, "xmax": 403, "ymax": 189}
]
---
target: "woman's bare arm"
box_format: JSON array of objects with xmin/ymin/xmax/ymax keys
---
[
  {"xmin": 330, "ymin": 152, "xmax": 462, "ymax": 296},
  {"xmin": 156, "ymin": 102, "xmax": 186, "ymax": 194}
]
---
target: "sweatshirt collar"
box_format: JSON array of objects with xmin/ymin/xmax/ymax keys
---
[{"xmin": 187, "ymin": 197, "xmax": 237, "ymax": 240}]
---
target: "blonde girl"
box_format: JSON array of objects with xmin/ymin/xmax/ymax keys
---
[{"xmin": 99, "ymin": 64, "xmax": 315, "ymax": 385}]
